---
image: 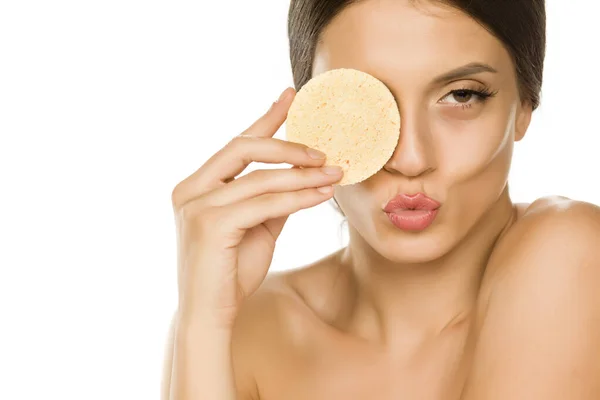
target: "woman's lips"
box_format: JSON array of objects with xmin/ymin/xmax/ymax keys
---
[
  {"xmin": 383, "ymin": 193, "xmax": 441, "ymax": 231},
  {"xmin": 386, "ymin": 209, "xmax": 439, "ymax": 231}
]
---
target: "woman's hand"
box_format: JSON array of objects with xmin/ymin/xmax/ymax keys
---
[{"xmin": 171, "ymin": 88, "xmax": 343, "ymax": 329}]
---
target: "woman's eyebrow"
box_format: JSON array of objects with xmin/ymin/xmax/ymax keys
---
[{"xmin": 432, "ymin": 62, "xmax": 498, "ymax": 84}]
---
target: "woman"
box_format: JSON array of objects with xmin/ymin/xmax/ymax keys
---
[{"xmin": 163, "ymin": 0, "xmax": 600, "ymax": 399}]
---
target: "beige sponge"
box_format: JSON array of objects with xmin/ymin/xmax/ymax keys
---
[{"xmin": 286, "ymin": 68, "xmax": 400, "ymax": 185}]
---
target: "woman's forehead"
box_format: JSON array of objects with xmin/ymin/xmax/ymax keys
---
[{"xmin": 313, "ymin": 0, "xmax": 513, "ymax": 82}]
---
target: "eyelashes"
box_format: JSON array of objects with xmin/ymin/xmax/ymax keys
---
[{"xmin": 439, "ymin": 86, "xmax": 499, "ymax": 110}]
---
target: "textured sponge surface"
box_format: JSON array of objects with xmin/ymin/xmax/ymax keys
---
[{"xmin": 286, "ymin": 68, "xmax": 401, "ymax": 185}]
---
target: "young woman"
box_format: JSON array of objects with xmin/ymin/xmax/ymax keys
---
[{"xmin": 163, "ymin": 1, "xmax": 600, "ymax": 399}]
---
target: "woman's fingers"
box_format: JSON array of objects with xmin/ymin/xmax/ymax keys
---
[
  {"xmin": 171, "ymin": 88, "xmax": 326, "ymax": 207},
  {"xmin": 173, "ymin": 137, "xmax": 327, "ymax": 206},
  {"xmin": 216, "ymin": 186, "xmax": 336, "ymax": 233},
  {"xmin": 204, "ymin": 88, "xmax": 301, "ymax": 181},
  {"xmin": 202, "ymin": 166, "xmax": 343, "ymax": 207},
  {"xmin": 242, "ymin": 87, "xmax": 295, "ymax": 138},
  {"xmin": 207, "ymin": 136, "xmax": 326, "ymax": 183}
]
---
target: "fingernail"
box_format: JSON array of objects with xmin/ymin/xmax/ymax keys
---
[
  {"xmin": 322, "ymin": 166, "xmax": 343, "ymax": 175},
  {"xmin": 306, "ymin": 148, "xmax": 326, "ymax": 159},
  {"xmin": 317, "ymin": 185, "xmax": 333, "ymax": 194},
  {"xmin": 276, "ymin": 88, "xmax": 291, "ymax": 103}
]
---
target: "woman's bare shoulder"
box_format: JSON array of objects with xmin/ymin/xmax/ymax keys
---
[
  {"xmin": 479, "ymin": 195, "xmax": 600, "ymax": 300},
  {"xmin": 236, "ymin": 249, "xmax": 346, "ymax": 326},
  {"xmin": 490, "ymin": 195, "xmax": 599, "ymax": 270},
  {"xmin": 230, "ymin": 252, "xmax": 345, "ymax": 396},
  {"xmin": 463, "ymin": 196, "xmax": 600, "ymax": 398},
  {"xmin": 233, "ymin": 250, "xmax": 347, "ymax": 346}
]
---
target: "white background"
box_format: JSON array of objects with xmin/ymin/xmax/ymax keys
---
[{"xmin": 0, "ymin": 1, "xmax": 598, "ymax": 399}]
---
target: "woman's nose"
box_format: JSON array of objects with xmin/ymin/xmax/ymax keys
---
[{"xmin": 383, "ymin": 108, "xmax": 436, "ymax": 178}]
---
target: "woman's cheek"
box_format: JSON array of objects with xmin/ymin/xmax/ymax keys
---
[
  {"xmin": 437, "ymin": 113, "xmax": 515, "ymax": 222},
  {"xmin": 434, "ymin": 113, "xmax": 513, "ymax": 182},
  {"xmin": 333, "ymin": 184, "xmax": 368, "ymax": 217}
]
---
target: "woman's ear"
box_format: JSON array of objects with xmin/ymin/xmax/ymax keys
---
[{"xmin": 515, "ymin": 100, "xmax": 533, "ymax": 142}]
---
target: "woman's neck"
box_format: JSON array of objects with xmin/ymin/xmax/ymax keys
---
[{"xmin": 338, "ymin": 192, "xmax": 517, "ymax": 348}]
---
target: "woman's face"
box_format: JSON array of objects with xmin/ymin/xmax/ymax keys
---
[{"xmin": 312, "ymin": 0, "xmax": 532, "ymax": 263}]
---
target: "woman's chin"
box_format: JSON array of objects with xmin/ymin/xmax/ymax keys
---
[
  {"xmin": 364, "ymin": 221, "xmax": 456, "ymax": 265},
  {"xmin": 379, "ymin": 234, "xmax": 452, "ymax": 264},
  {"xmin": 346, "ymin": 208, "xmax": 459, "ymax": 264}
]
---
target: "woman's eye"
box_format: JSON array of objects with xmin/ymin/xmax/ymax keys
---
[
  {"xmin": 441, "ymin": 90, "xmax": 475, "ymax": 104},
  {"xmin": 452, "ymin": 90, "xmax": 473, "ymax": 103},
  {"xmin": 438, "ymin": 88, "xmax": 497, "ymax": 108}
]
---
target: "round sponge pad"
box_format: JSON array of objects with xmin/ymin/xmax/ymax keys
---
[{"xmin": 286, "ymin": 68, "xmax": 400, "ymax": 185}]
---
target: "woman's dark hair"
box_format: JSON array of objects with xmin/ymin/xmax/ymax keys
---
[{"xmin": 288, "ymin": 0, "xmax": 546, "ymax": 109}]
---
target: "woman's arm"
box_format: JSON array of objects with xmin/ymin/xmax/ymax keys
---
[
  {"xmin": 461, "ymin": 199, "xmax": 600, "ymax": 399},
  {"xmin": 161, "ymin": 312, "xmax": 251, "ymax": 400},
  {"xmin": 161, "ymin": 313, "xmax": 176, "ymax": 400}
]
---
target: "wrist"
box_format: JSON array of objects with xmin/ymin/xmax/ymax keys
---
[{"xmin": 175, "ymin": 309, "xmax": 235, "ymax": 339}]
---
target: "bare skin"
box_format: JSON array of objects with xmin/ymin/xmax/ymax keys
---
[{"xmin": 162, "ymin": 1, "xmax": 600, "ymax": 399}]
